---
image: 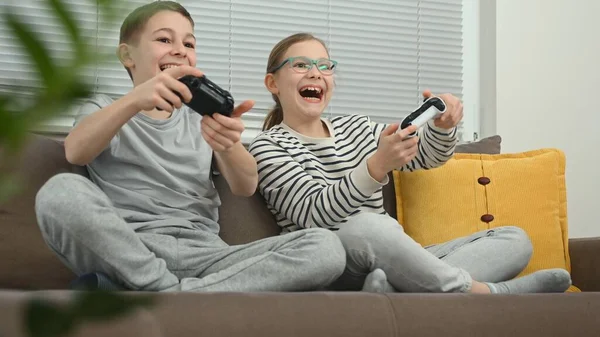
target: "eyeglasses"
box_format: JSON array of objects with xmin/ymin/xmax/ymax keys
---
[{"xmin": 269, "ymin": 56, "xmax": 338, "ymax": 75}]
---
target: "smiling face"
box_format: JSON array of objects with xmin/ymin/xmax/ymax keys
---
[
  {"xmin": 265, "ymin": 39, "xmax": 335, "ymax": 123},
  {"xmin": 118, "ymin": 10, "xmax": 197, "ymax": 86}
]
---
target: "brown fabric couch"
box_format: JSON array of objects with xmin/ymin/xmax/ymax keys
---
[{"xmin": 1, "ymin": 134, "xmax": 600, "ymax": 337}]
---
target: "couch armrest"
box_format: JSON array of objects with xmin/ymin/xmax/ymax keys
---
[{"xmin": 569, "ymin": 237, "xmax": 600, "ymax": 291}]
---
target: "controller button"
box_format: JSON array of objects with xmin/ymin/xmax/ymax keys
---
[
  {"xmin": 480, "ymin": 214, "xmax": 494, "ymax": 223},
  {"xmin": 477, "ymin": 177, "xmax": 491, "ymax": 185}
]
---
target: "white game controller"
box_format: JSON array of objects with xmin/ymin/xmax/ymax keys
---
[{"xmin": 400, "ymin": 96, "xmax": 447, "ymax": 137}]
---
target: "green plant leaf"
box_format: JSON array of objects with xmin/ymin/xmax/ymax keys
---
[
  {"xmin": 0, "ymin": 117, "xmax": 29, "ymax": 153},
  {"xmin": 34, "ymin": 78, "xmax": 90, "ymax": 116},
  {"xmin": 0, "ymin": 0, "xmax": 153, "ymax": 335},
  {"xmin": 0, "ymin": 174, "xmax": 22, "ymax": 204},
  {"xmin": 23, "ymin": 291, "xmax": 154, "ymax": 337},
  {"xmin": 3, "ymin": 12, "xmax": 56, "ymax": 87},
  {"xmin": 24, "ymin": 299, "xmax": 74, "ymax": 337},
  {"xmin": 69, "ymin": 291, "xmax": 155, "ymax": 323},
  {"xmin": 0, "ymin": 97, "xmax": 24, "ymax": 151},
  {"xmin": 47, "ymin": 0, "xmax": 87, "ymax": 62},
  {"xmin": 97, "ymin": 0, "xmax": 119, "ymax": 23}
]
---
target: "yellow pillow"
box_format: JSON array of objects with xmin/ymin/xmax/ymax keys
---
[{"xmin": 393, "ymin": 148, "xmax": 579, "ymax": 292}]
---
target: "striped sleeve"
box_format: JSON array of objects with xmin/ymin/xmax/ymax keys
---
[
  {"xmin": 370, "ymin": 119, "xmax": 458, "ymax": 172},
  {"xmin": 249, "ymin": 136, "xmax": 386, "ymax": 229}
]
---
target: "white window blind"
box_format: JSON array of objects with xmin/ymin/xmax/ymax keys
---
[{"xmin": 0, "ymin": 0, "xmax": 470, "ymax": 142}]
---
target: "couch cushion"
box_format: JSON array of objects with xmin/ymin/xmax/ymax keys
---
[
  {"xmin": 454, "ymin": 135, "xmax": 502, "ymax": 154},
  {"xmin": 4, "ymin": 290, "xmax": 600, "ymax": 337},
  {"xmin": 151, "ymin": 292, "xmax": 396, "ymax": 337},
  {"xmin": 393, "ymin": 148, "xmax": 579, "ymax": 292},
  {"xmin": 214, "ymin": 176, "xmax": 280, "ymax": 245},
  {"xmin": 0, "ymin": 135, "xmax": 79, "ymax": 289},
  {"xmin": 386, "ymin": 292, "xmax": 600, "ymax": 337}
]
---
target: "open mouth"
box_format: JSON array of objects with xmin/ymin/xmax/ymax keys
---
[
  {"xmin": 160, "ymin": 64, "xmax": 182, "ymax": 71},
  {"xmin": 298, "ymin": 85, "xmax": 323, "ymax": 102}
]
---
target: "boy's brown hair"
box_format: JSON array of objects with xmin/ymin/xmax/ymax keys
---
[{"xmin": 119, "ymin": 1, "xmax": 194, "ymax": 79}]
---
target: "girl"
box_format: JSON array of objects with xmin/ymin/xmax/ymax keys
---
[{"xmin": 248, "ymin": 33, "xmax": 572, "ymax": 294}]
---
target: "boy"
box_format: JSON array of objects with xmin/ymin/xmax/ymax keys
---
[{"xmin": 34, "ymin": 1, "xmax": 345, "ymax": 292}]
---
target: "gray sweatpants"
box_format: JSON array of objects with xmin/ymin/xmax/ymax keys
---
[
  {"xmin": 35, "ymin": 173, "xmax": 346, "ymax": 292},
  {"xmin": 330, "ymin": 212, "xmax": 533, "ymax": 293}
]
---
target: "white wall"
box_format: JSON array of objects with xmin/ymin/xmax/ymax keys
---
[{"xmin": 481, "ymin": 0, "xmax": 600, "ymax": 238}]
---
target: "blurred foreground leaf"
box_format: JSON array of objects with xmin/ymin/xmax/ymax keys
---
[
  {"xmin": 0, "ymin": 0, "xmax": 119, "ymax": 155},
  {"xmin": 0, "ymin": 1, "xmax": 155, "ymax": 337},
  {"xmin": 24, "ymin": 291, "xmax": 155, "ymax": 337}
]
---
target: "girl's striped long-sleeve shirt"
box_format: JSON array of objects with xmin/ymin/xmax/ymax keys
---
[{"xmin": 248, "ymin": 115, "xmax": 457, "ymax": 233}]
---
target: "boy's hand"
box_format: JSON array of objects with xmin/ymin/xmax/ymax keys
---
[
  {"xmin": 422, "ymin": 90, "xmax": 464, "ymax": 129},
  {"xmin": 201, "ymin": 100, "xmax": 255, "ymax": 152},
  {"xmin": 131, "ymin": 65, "xmax": 204, "ymax": 112},
  {"xmin": 367, "ymin": 124, "xmax": 419, "ymax": 182}
]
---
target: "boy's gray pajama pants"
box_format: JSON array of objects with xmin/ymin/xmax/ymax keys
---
[{"xmin": 35, "ymin": 173, "xmax": 346, "ymax": 292}]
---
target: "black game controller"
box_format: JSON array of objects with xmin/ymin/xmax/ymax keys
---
[
  {"xmin": 159, "ymin": 75, "xmax": 235, "ymax": 117},
  {"xmin": 178, "ymin": 75, "xmax": 234, "ymax": 117}
]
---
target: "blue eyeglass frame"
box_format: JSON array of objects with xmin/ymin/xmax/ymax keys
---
[{"xmin": 268, "ymin": 56, "xmax": 338, "ymax": 74}]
